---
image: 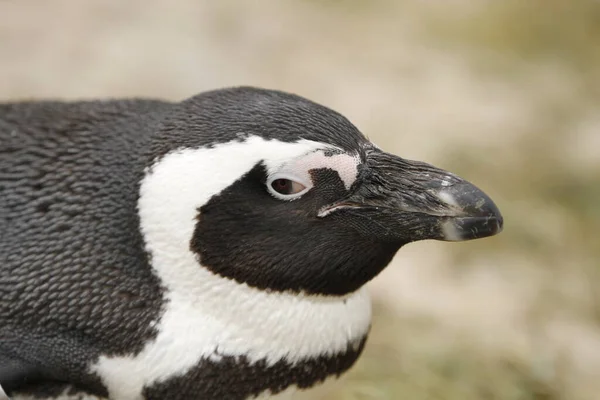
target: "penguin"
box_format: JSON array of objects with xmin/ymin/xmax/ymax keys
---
[{"xmin": 0, "ymin": 87, "xmax": 503, "ymax": 400}]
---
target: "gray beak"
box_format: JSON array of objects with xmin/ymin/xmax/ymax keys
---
[
  {"xmin": 320, "ymin": 150, "xmax": 503, "ymax": 243},
  {"xmin": 434, "ymin": 180, "xmax": 503, "ymax": 241}
]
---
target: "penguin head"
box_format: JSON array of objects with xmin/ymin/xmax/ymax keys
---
[{"xmin": 140, "ymin": 87, "xmax": 503, "ymax": 296}]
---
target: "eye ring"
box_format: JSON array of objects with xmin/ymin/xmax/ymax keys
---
[
  {"xmin": 266, "ymin": 174, "xmax": 311, "ymax": 200},
  {"xmin": 271, "ymin": 179, "xmax": 305, "ymax": 195}
]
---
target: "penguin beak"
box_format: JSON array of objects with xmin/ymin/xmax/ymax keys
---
[{"xmin": 319, "ymin": 150, "xmax": 503, "ymax": 243}]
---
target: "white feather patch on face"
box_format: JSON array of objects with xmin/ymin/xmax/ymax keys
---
[
  {"xmin": 266, "ymin": 150, "xmax": 361, "ymax": 191},
  {"xmin": 90, "ymin": 136, "xmax": 372, "ymax": 400}
]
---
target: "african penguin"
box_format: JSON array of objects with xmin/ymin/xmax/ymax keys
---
[{"xmin": 0, "ymin": 87, "xmax": 503, "ymax": 400}]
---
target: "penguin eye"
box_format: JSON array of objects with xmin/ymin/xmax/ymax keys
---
[
  {"xmin": 266, "ymin": 175, "xmax": 310, "ymax": 200},
  {"xmin": 271, "ymin": 179, "xmax": 306, "ymax": 195}
]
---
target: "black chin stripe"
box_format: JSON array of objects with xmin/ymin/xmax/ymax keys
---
[{"xmin": 143, "ymin": 335, "xmax": 368, "ymax": 400}]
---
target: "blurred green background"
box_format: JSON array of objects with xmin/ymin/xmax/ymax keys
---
[{"xmin": 1, "ymin": 1, "xmax": 599, "ymax": 399}]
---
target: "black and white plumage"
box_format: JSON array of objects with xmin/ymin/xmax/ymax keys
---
[{"xmin": 0, "ymin": 87, "xmax": 503, "ymax": 400}]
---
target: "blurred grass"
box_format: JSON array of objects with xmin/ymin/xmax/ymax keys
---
[
  {"xmin": 422, "ymin": 0, "xmax": 600, "ymax": 96},
  {"xmin": 335, "ymin": 304, "xmax": 568, "ymax": 400}
]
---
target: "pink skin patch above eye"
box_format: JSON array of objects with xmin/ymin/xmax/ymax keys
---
[{"xmin": 280, "ymin": 150, "xmax": 361, "ymax": 190}]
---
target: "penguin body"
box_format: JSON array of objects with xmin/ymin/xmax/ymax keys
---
[
  {"xmin": 1, "ymin": 99, "xmax": 168, "ymax": 399},
  {"xmin": 0, "ymin": 88, "xmax": 503, "ymax": 399}
]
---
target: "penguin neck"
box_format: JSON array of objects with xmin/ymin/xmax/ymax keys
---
[
  {"xmin": 136, "ymin": 191, "xmax": 372, "ymax": 365},
  {"xmin": 166, "ymin": 263, "xmax": 371, "ymax": 361},
  {"xmin": 92, "ymin": 245, "xmax": 371, "ymax": 399},
  {"xmin": 155, "ymin": 217, "xmax": 372, "ymax": 348}
]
